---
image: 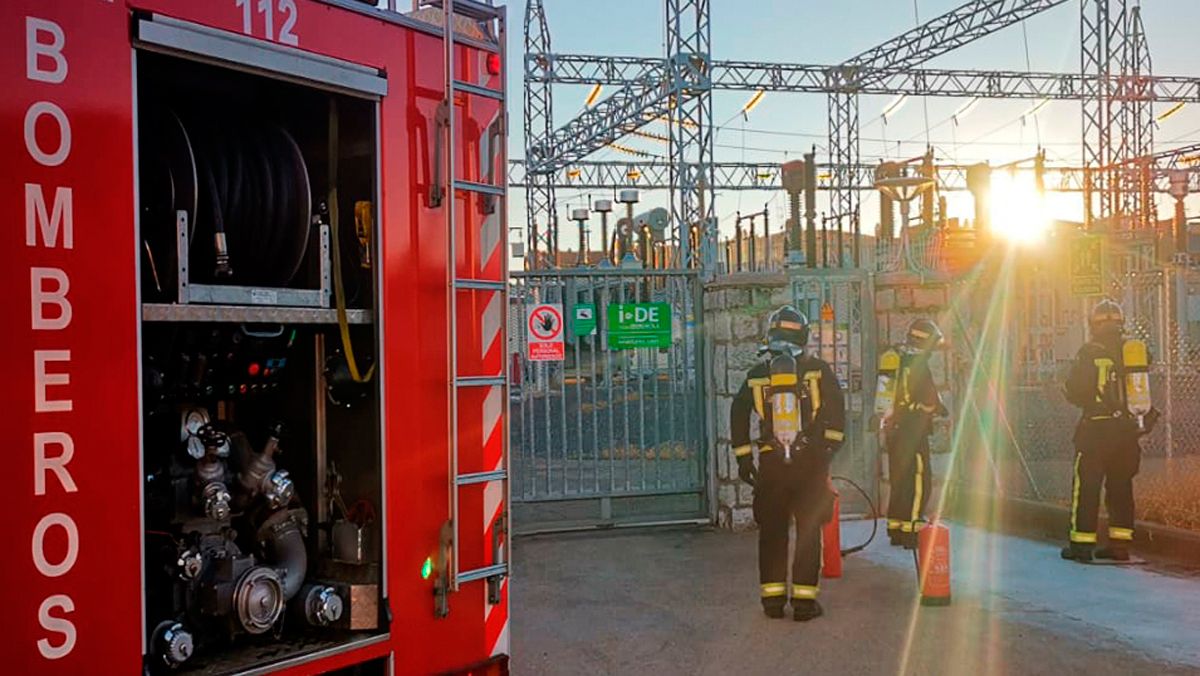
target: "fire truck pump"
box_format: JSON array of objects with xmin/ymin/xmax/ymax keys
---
[{"xmin": 3, "ymin": 1, "xmax": 509, "ymax": 674}]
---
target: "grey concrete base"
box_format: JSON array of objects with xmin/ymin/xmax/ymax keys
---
[
  {"xmin": 513, "ymin": 522, "xmax": 1200, "ymax": 674},
  {"xmin": 944, "ymin": 483, "xmax": 1200, "ymax": 562}
]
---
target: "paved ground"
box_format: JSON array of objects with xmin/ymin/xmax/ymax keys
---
[{"xmin": 512, "ymin": 521, "xmax": 1200, "ymax": 675}]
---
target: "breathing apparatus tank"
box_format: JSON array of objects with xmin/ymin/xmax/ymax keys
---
[
  {"xmin": 1123, "ymin": 338, "xmax": 1151, "ymax": 431},
  {"xmin": 875, "ymin": 348, "xmax": 901, "ymax": 424},
  {"xmin": 768, "ymin": 352, "xmax": 803, "ymax": 464}
]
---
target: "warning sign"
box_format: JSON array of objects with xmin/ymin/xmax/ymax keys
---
[
  {"xmin": 527, "ymin": 303, "xmax": 565, "ymax": 361},
  {"xmin": 1070, "ymin": 234, "xmax": 1105, "ymax": 296}
]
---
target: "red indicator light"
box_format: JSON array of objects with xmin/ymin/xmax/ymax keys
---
[
  {"xmin": 263, "ymin": 368, "xmax": 271, "ymax": 377},
  {"xmin": 487, "ymin": 53, "xmax": 501, "ymax": 76},
  {"xmin": 239, "ymin": 384, "xmax": 248, "ymax": 394},
  {"xmin": 248, "ymin": 362, "xmax": 261, "ymax": 376}
]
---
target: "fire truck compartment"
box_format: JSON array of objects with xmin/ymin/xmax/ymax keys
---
[{"xmin": 136, "ymin": 46, "xmax": 385, "ymax": 674}]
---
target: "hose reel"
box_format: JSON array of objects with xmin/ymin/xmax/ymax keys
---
[{"xmin": 140, "ymin": 107, "xmax": 313, "ymax": 297}]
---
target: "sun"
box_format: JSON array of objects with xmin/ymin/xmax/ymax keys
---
[{"xmin": 989, "ymin": 171, "xmax": 1051, "ymax": 245}]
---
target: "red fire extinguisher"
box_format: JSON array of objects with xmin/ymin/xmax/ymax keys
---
[
  {"xmin": 917, "ymin": 521, "xmax": 952, "ymax": 606},
  {"xmin": 822, "ymin": 491, "xmax": 842, "ymax": 578}
]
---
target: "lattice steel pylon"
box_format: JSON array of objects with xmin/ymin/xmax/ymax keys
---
[
  {"xmin": 523, "ymin": 0, "xmax": 556, "ymax": 268},
  {"xmin": 1126, "ymin": 5, "xmax": 1155, "ymax": 230},
  {"xmin": 827, "ymin": 88, "xmax": 861, "ymax": 266},
  {"xmin": 827, "ymin": 0, "xmax": 1071, "ymax": 263},
  {"xmin": 1081, "ymin": 0, "xmax": 1154, "ymax": 230},
  {"xmin": 665, "ymin": 0, "xmax": 714, "ymax": 269}
]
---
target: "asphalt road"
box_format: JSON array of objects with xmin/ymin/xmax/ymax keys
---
[{"xmin": 512, "ymin": 521, "xmax": 1200, "ymax": 675}]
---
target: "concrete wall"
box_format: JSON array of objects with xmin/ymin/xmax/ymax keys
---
[{"xmin": 704, "ymin": 273, "xmax": 794, "ymax": 531}]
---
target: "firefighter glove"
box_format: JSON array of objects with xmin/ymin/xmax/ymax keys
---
[
  {"xmin": 1140, "ymin": 408, "xmax": 1161, "ymax": 436},
  {"xmin": 737, "ymin": 454, "xmax": 757, "ymax": 486}
]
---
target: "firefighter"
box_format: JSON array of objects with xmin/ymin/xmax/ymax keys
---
[
  {"xmin": 732, "ymin": 306, "xmax": 846, "ymax": 621},
  {"xmin": 883, "ymin": 318, "xmax": 947, "ymax": 549},
  {"xmin": 1061, "ymin": 300, "xmax": 1158, "ymax": 563}
]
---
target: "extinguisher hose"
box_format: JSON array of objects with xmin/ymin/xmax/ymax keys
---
[{"xmin": 831, "ymin": 475, "xmax": 878, "ymax": 557}]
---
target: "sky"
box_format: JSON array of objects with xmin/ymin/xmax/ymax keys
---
[{"xmin": 505, "ymin": 0, "xmax": 1200, "ymax": 257}]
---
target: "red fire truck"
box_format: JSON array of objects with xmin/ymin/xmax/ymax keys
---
[{"xmin": 2, "ymin": 0, "xmax": 510, "ymax": 673}]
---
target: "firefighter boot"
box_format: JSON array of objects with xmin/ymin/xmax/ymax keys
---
[
  {"xmin": 792, "ymin": 599, "xmax": 823, "ymax": 622},
  {"xmin": 762, "ymin": 598, "xmax": 786, "ymax": 619},
  {"xmin": 1094, "ymin": 545, "xmax": 1131, "ymax": 562},
  {"xmin": 1060, "ymin": 542, "xmax": 1095, "ymax": 562}
]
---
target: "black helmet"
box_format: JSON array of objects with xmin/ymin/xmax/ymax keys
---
[
  {"xmin": 1089, "ymin": 299, "xmax": 1124, "ymax": 339},
  {"xmin": 765, "ymin": 305, "xmax": 810, "ymax": 351},
  {"xmin": 905, "ymin": 318, "xmax": 944, "ymax": 352}
]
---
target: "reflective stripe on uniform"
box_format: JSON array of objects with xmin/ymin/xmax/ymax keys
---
[
  {"xmin": 1094, "ymin": 358, "xmax": 1113, "ymax": 404},
  {"xmin": 900, "ymin": 522, "xmax": 913, "ymax": 533},
  {"xmin": 915, "ymin": 403, "xmax": 938, "ymax": 413},
  {"xmin": 804, "ymin": 371, "xmax": 822, "ymax": 414},
  {"xmin": 734, "ymin": 444, "xmax": 753, "ymax": 457},
  {"xmin": 791, "ymin": 584, "xmax": 819, "ymax": 600},
  {"xmin": 911, "ymin": 453, "xmax": 924, "ymax": 527},
  {"xmin": 887, "ymin": 519, "xmax": 903, "ymax": 530},
  {"xmin": 1109, "ymin": 527, "xmax": 1134, "ymax": 541},
  {"xmin": 759, "ymin": 443, "xmax": 774, "ymax": 454},
  {"xmin": 1070, "ymin": 452, "xmax": 1083, "ymax": 537},
  {"xmin": 750, "ymin": 377, "xmax": 769, "ymax": 418},
  {"xmin": 1071, "ymin": 530, "xmax": 1098, "ymax": 544},
  {"xmin": 771, "ymin": 372, "xmax": 798, "ymax": 386},
  {"xmin": 824, "ymin": 429, "xmax": 844, "ymax": 442},
  {"xmin": 760, "ymin": 582, "xmax": 786, "ymax": 598}
]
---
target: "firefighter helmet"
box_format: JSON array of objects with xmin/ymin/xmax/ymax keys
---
[
  {"xmin": 764, "ymin": 305, "xmax": 810, "ymax": 352},
  {"xmin": 905, "ymin": 318, "xmax": 944, "ymax": 352},
  {"xmin": 1089, "ymin": 299, "xmax": 1124, "ymax": 339}
]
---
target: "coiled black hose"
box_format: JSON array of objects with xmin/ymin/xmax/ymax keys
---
[{"xmin": 143, "ymin": 109, "xmax": 312, "ymax": 289}]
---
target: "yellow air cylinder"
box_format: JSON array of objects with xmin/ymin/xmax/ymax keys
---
[
  {"xmin": 1123, "ymin": 338, "xmax": 1152, "ymax": 429},
  {"xmin": 875, "ymin": 348, "xmax": 901, "ymax": 419}
]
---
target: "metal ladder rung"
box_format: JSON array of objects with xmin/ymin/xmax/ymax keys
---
[
  {"xmin": 454, "ymin": 179, "xmax": 505, "ymax": 197},
  {"xmin": 455, "ymin": 278, "xmax": 506, "ymax": 291},
  {"xmin": 456, "ymin": 469, "xmax": 507, "ymax": 485},
  {"xmin": 453, "ymin": 80, "xmax": 503, "ymax": 101},
  {"xmin": 456, "ymin": 375, "xmax": 506, "ymax": 387},
  {"xmin": 457, "ymin": 563, "xmax": 508, "ymax": 584}
]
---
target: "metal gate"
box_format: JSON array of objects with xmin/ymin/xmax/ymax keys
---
[
  {"xmin": 509, "ymin": 269, "xmax": 707, "ymax": 533},
  {"xmin": 790, "ymin": 269, "xmax": 879, "ymax": 509}
]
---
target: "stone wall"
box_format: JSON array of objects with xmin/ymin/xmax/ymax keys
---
[{"xmin": 704, "ymin": 273, "xmax": 793, "ymax": 531}]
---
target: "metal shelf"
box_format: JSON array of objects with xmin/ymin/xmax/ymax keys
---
[{"xmin": 142, "ymin": 303, "xmax": 373, "ymax": 325}]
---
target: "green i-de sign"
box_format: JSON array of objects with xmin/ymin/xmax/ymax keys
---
[
  {"xmin": 573, "ymin": 303, "xmax": 597, "ymax": 337},
  {"xmin": 607, "ymin": 302, "xmax": 672, "ymax": 349}
]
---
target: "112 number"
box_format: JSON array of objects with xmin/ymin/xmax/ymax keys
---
[{"xmin": 235, "ymin": 0, "xmax": 299, "ymax": 46}]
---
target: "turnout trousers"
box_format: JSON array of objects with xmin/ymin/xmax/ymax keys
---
[
  {"xmin": 886, "ymin": 421, "xmax": 931, "ymax": 535},
  {"xmin": 752, "ymin": 450, "xmax": 833, "ymax": 610},
  {"xmin": 1070, "ymin": 437, "xmax": 1140, "ymax": 546}
]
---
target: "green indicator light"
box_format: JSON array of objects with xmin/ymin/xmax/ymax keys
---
[{"xmin": 421, "ymin": 557, "xmax": 433, "ymax": 580}]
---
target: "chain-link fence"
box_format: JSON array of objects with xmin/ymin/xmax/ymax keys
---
[{"xmin": 949, "ymin": 261, "xmax": 1200, "ymax": 531}]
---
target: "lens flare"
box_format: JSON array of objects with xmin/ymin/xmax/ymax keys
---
[{"xmin": 989, "ymin": 172, "xmax": 1050, "ymax": 246}]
